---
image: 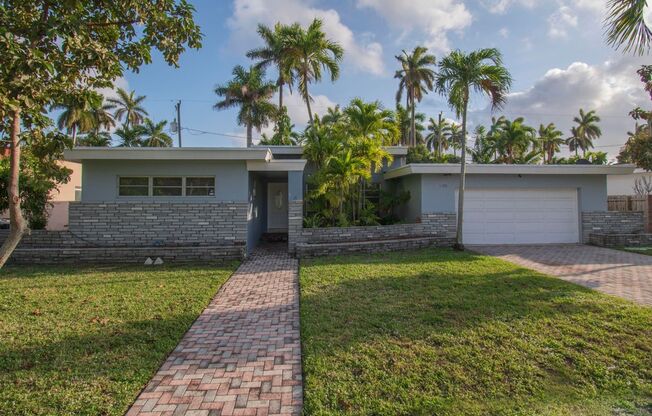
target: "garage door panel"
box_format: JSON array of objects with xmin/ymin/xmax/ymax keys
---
[{"xmin": 461, "ymin": 188, "xmax": 579, "ymax": 245}]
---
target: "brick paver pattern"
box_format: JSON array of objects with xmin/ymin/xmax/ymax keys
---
[
  {"xmin": 472, "ymin": 244, "xmax": 652, "ymax": 307},
  {"xmin": 127, "ymin": 245, "xmax": 302, "ymax": 416}
]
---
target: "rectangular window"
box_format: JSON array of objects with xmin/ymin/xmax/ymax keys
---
[
  {"xmin": 186, "ymin": 177, "xmax": 216, "ymax": 196},
  {"xmin": 152, "ymin": 177, "xmax": 183, "ymax": 196},
  {"xmin": 118, "ymin": 177, "xmax": 149, "ymax": 196}
]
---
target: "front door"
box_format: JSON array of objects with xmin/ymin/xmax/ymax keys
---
[{"xmin": 267, "ymin": 182, "xmax": 289, "ymax": 232}]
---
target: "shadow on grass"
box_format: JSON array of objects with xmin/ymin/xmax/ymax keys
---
[{"xmin": 299, "ymin": 248, "xmax": 652, "ymax": 415}]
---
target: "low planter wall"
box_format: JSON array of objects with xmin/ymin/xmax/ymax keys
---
[
  {"xmin": 295, "ymin": 212, "xmax": 456, "ymax": 258},
  {"xmin": 589, "ymin": 232, "xmax": 652, "ymax": 248},
  {"xmin": 581, "ymin": 211, "xmax": 645, "ymax": 243}
]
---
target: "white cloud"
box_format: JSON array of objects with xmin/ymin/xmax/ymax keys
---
[
  {"xmin": 227, "ymin": 0, "xmax": 384, "ymax": 75},
  {"xmin": 355, "ymin": 0, "xmax": 471, "ymax": 52},
  {"xmin": 547, "ymin": 5, "xmax": 578, "ymax": 38},
  {"xmin": 473, "ymin": 57, "xmax": 650, "ymax": 158},
  {"xmin": 480, "ymin": 0, "xmax": 538, "ymax": 14},
  {"xmin": 499, "ymin": 27, "xmax": 510, "ymax": 38},
  {"xmin": 482, "ymin": 0, "xmax": 605, "ymax": 15},
  {"xmin": 97, "ymin": 76, "xmax": 129, "ymax": 103}
]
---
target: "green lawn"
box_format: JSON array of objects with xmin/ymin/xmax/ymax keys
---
[
  {"xmin": 300, "ymin": 248, "xmax": 652, "ymax": 416},
  {"xmin": 0, "ymin": 263, "xmax": 237, "ymax": 415},
  {"xmin": 623, "ymin": 247, "xmax": 652, "ymax": 256}
]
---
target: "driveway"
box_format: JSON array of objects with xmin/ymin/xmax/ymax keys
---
[{"xmin": 471, "ymin": 244, "xmax": 652, "ymax": 307}]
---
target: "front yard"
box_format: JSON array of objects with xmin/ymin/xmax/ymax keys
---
[
  {"xmin": 623, "ymin": 247, "xmax": 652, "ymax": 256},
  {"xmin": 0, "ymin": 264, "xmax": 237, "ymax": 415},
  {"xmin": 300, "ymin": 248, "xmax": 652, "ymax": 415}
]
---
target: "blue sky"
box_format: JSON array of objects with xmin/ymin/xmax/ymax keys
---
[{"xmin": 113, "ymin": 0, "xmax": 650, "ymax": 157}]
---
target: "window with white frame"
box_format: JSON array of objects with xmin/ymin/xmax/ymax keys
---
[{"xmin": 118, "ymin": 176, "xmax": 216, "ymax": 197}]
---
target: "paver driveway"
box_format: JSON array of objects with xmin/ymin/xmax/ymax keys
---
[
  {"xmin": 472, "ymin": 244, "xmax": 652, "ymax": 307},
  {"xmin": 127, "ymin": 244, "xmax": 302, "ymax": 416}
]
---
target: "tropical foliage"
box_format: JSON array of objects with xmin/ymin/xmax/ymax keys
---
[
  {"xmin": 605, "ymin": 0, "xmax": 652, "ymax": 55},
  {"xmin": 302, "ymin": 99, "xmax": 407, "ymax": 227},
  {"xmin": 214, "ymin": 65, "xmax": 277, "ymax": 147},
  {"xmin": 395, "ymin": 47, "xmax": 437, "ymax": 147}
]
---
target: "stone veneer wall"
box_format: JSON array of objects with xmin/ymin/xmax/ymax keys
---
[
  {"xmin": 589, "ymin": 232, "xmax": 652, "ymax": 248},
  {"xmin": 69, "ymin": 202, "xmax": 247, "ymax": 247},
  {"xmin": 293, "ymin": 211, "xmax": 456, "ymax": 258},
  {"xmin": 287, "ymin": 200, "xmax": 303, "ymax": 254},
  {"xmin": 581, "ymin": 211, "xmax": 645, "ymax": 243}
]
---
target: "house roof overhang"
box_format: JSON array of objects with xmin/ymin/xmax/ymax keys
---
[
  {"xmin": 384, "ymin": 163, "xmax": 638, "ymax": 180},
  {"xmin": 251, "ymin": 145, "xmax": 409, "ymax": 157},
  {"xmin": 63, "ymin": 147, "xmax": 272, "ymax": 162},
  {"xmin": 246, "ymin": 159, "xmax": 307, "ymax": 172}
]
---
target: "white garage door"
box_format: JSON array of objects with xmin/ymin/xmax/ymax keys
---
[{"xmin": 461, "ymin": 189, "xmax": 579, "ymax": 245}]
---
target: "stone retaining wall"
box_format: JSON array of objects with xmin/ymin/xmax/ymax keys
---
[
  {"xmin": 581, "ymin": 211, "xmax": 645, "ymax": 243},
  {"xmin": 296, "ymin": 236, "xmax": 453, "ymax": 258},
  {"xmin": 589, "ymin": 232, "xmax": 652, "ymax": 248}
]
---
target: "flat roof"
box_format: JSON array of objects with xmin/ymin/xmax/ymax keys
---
[
  {"xmin": 252, "ymin": 145, "xmax": 409, "ymax": 156},
  {"xmin": 64, "ymin": 147, "xmax": 272, "ymax": 162},
  {"xmin": 384, "ymin": 163, "xmax": 638, "ymax": 179}
]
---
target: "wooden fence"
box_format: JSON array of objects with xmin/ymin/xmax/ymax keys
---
[{"xmin": 608, "ymin": 195, "xmax": 652, "ymax": 232}]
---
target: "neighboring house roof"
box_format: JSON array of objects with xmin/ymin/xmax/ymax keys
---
[
  {"xmin": 64, "ymin": 147, "xmax": 273, "ymax": 162},
  {"xmin": 384, "ymin": 163, "xmax": 637, "ymax": 180}
]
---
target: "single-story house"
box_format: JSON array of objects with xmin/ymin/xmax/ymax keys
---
[
  {"xmin": 4, "ymin": 145, "xmax": 634, "ymax": 263},
  {"xmin": 608, "ymin": 168, "xmax": 651, "ymax": 195}
]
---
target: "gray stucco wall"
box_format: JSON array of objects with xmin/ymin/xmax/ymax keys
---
[
  {"xmin": 392, "ymin": 175, "xmax": 421, "ymax": 222},
  {"xmin": 419, "ymin": 173, "xmax": 607, "ymax": 213},
  {"xmin": 81, "ymin": 159, "xmax": 249, "ymax": 202}
]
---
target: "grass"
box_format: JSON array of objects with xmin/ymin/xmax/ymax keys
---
[
  {"xmin": 0, "ymin": 263, "xmax": 237, "ymax": 415},
  {"xmin": 622, "ymin": 247, "xmax": 652, "ymax": 256},
  {"xmin": 300, "ymin": 248, "xmax": 652, "ymax": 416}
]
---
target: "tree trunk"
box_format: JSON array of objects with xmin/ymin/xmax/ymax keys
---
[
  {"xmin": 454, "ymin": 102, "xmax": 468, "ymax": 251},
  {"xmin": 279, "ymin": 79, "xmax": 284, "ymax": 110},
  {"xmin": 304, "ymin": 71, "xmax": 313, "ymax": 125},
  {"xmin": 246, "ymin": 123, "xmax": 253, "ymax": 147},
  {"xmin": 0, "ymin": 110, "xmax": 27, "ymax": 268},
  {"xmin": 71, "ymin": 124, "xmax": 77, "ymax": 147},
  {"xmin": 410, "ymin": 93, "xmax": 416, "ymax": 147}
]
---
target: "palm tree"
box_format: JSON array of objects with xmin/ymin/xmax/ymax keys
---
[
  {"xmin": 394, "ymin": 46, "xmax": 437, "ymax": 147},
  {"xmin": 495, "ymin": 117, "xmax": 536, "ymax": 163},
  {"xmin": 214, "ymin": 65, "xmax": 278, "ymax": 147},
  {"xmin": 571, "ymin": 109, "xmax": 602, "ymax": 156},
  {"xmin": 77, "ymin": 131, "xmax": 112, "ymax": 147},
  {"xmin": 435, "ymin": 48, "xmax": 512, "ymax": 250},
  {"xmin": 395, "ymin": 104, "xmax": 426, "ymax": 146},
  {"xmin": 106, "ymin": 88, "xmax": 148, "ymax": 129},
  {"xmin": 140, "ymin": 119, "xmax": 173, "ymax": 147},
  {"xmin": 343, "ymin": 99, "xmax": 399, "ymax": 145},
  {"xmin": 115, "ymin": 126, "xmax": 144, "ymax": 147},
  {"xmin": 448, "ymin": 123, "xmax": 464, "ymax": 157},
  {"xmin": 50, "ymin": 99, "xmax": 97, "ymax": 145},
  {"xmin": 606, "ymin": 0, "xmax": 652, "ymax": 55},
  {"xmin": 538, "ymin": 123, "xmax": 564, "ymax": 164},
  {"xmin": 426, "ymin": 113, "xmax": 451, "ymax": 157},
  {"xmin": 247, "ymin": 23, "xmax": 296, "ymax": 110},
  {"xmin": 284, "ymin": 19, "xmax": 343, "ymax": 124},
  {"xmin": 321, "ymin": 105, "xmax": 345, "ymax": 126}
]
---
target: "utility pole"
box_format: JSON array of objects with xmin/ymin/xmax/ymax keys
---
[{"xmin": 175, "ymin": 100, "xmax": 182, "ymax": 147}]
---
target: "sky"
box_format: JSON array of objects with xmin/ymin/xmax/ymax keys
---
[{"xmin": 108, "ymin": 0, "xmax": 652, "ymax": 158}]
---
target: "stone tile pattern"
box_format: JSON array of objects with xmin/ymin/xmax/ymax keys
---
[
  {"xmin": 590, "ymin": 232, "xmax": 652, "ymax": 248},
  {"xmin": 581, "ymin": 211, "xmax": 644, "ymax": 243},
  {"xmin": 69, "ymin": 202, "xmax": 248, "ymax": 247},
  {"xmin": 292, "ymin": 209, "xmax": 456, "ymax": 257},
  {"xmin": 287, "ymin": 200, "xmax": 303, "ymax": 255},
  {"xmin": 127, "ymin": 245, "xmax": 302, "ymax": 416},
  {"xmin": 473, "ymin": 244, "xmax": 652, "ymax": 306}
]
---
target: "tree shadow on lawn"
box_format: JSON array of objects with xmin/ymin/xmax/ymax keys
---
[
  {"xmin": 299, "ymin": 250, "xmax": 652, "ymax": 414},
  {"xmin": 0, "ymin": 313, "xmax": 200, "ymax": 415}
]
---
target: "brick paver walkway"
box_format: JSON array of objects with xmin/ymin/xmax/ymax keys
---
[
  {"xmin": 127, "ymin": 244, "xmax": 302, "ymax": 416},
  {"xmin": 472, "ymin": 244, "xmax": 652, "ymax": 306}
]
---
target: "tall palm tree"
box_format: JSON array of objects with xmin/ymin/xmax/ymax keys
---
[
  {"xmin": 247, "ymin": 22, "xmax": 296, "ymax": 110},
  {"xmin": 106, "ymin": 88, "xmax": 148, "ymax": 129},
  {"xmin": 495, "ymin": 117, "xmax": 536, "ymax": 163},
  {"xmin": 214, "ymin": 65, "xmax": 278, "ymax": 147},
  {"xmin": 435, "ymin": 48, "xmax": 512, "ymax": 250},
  {"xmin": 394, "ymin": 46, "xmax": 437, "ymax": 147},
  {"xmin": 395, "ymin": 104, "xmax": 426, "ymax": 146},
  {"xmin": 343, "ymin": 98, "xmax": 399, "ymax": 145},
  {"xmin": 538, "ymin": 123, "xmax": 564, "ymax": 164},
  {"xmin": 284, "ymin": 19, "xmax": 343, "ymax": 124},
  {"xmin": 572, "ymin": 109, "xmax": 602, "ymax": 156},
  {"xmin": 115, "ymin": 126, "xmax": 144, "ymax": 147},
  {"xmin": 50, "ymin": 99, "xmax": 97, "ymax": 145},
  {"xmin": 605, "ymin": 0, "xmax": 652, "ymax": 55},
  {"xmin": 140, "ymin": 119, "xmax": 173, "ymax": 147},
  {"xmin": 448, "ymin": 123, "xmax": 464, "ymax": 157},
  {"xmin": 426, "ymin": 113, "xmax": 451, "ymax": 157}
]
